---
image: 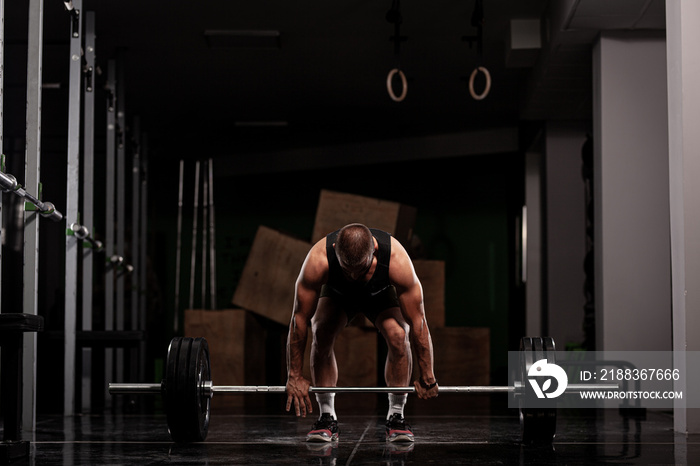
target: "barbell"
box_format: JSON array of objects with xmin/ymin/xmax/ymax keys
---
[
  {"xmin": 109, "ymin": 336, "xmax": 616, "ymax": 444},
  {"xmin": 0, "ymin": 170, "xmax": 63, "ymax": 222}
]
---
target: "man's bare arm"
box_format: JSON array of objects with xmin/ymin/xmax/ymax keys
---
[
  {"xmin": 389, "ymin": 237, "xmax": 438, "ymax": 399},
  {"xmin": 285, "ymin": 240, "xmax": 327, "ymax": 416}
]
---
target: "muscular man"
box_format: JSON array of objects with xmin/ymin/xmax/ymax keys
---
[{"xmin": 286, "ymin": 223, "xmax": 439, "ymax": 443}]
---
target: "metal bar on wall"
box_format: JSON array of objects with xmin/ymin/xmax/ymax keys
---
[
  {"xmin": 139, "ymin": 138, "xmax": 148, "ymax": 382},
  {"xmin": 131, "ymin": 117, "xmax": 140, "ymax": 332},
  {"xmin": 81, "ymin": 10, "xmax": 96, "ymax": 413},
  {"xmin": 115, "ymin": 54, "xmax": 126, "ymax": 384},
  {"xmin": 64, "ymin": 0, "xmax": 83, "ymax": 416},
  {"xmin": 0, "ymin": 0, "xmax": 5, "ymax": 309},
  {"xmin": 201, "ymin": 160, "xmax": 208, "ymax": 308},
  {"xmin": 174, "ymin": 160, "xmax": 184, "ymax": 332},
  {"xmin": 23, "ymin": 0, "xmax": 43, "ymax": 434},
  {"xmin": 188, "ymin": 161, "xmax": 200, "ymax": 312},
  {"xmin": 208, "ymin": 159, "xmax": 217, "ymax": 309},
  {"xmin": 130, "ymin": 117, "xmax": 140, "ymax": 385},
  {"xmin": 104, "ymin": 59, "xmax": 116, "ymax": 406}
]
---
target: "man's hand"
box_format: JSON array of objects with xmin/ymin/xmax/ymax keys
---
[
  {"xmin": 286, "ymin": 375, "xmax": 313, "ymax": 417},
  {"xmin": 414, "ymin": 379, "xmax": 439, "ymax": 400}
]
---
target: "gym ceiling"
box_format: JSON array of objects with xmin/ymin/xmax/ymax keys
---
[{"xmin": 5, "ymin": 1, "xmax": 664, "ymax": 164}]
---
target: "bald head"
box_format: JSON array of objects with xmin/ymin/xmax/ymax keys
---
[{"xmin": 334, "ymin": 224, "xmax": 374, "ymax": 280}]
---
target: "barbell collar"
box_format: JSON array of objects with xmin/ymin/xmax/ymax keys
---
[
  {"xmin": 16, "ymin": 188, "xmax": 63, "ymax": 222},
  {"xmin": 0, "ymin": 172, "xmax": 18, "ymax": 192},
  {"xmin": 110, "ymin": 255, "xmax": 124, "ymax": 266},
  {"xmin": 71, "ymin": 222, "xmax": 104, "ymax": 251},
  {"xmin": 72, "ymin": 222, "xmax": 90, "ymax": 239},
  {"xmin": 108, "ymin": 255, "xmax": 134, "ymax": 274},
  {"xmin": 39, "ymin": 202, "xmax": 63, "ymax": 222}
]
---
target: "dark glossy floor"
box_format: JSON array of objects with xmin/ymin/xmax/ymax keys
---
[{"xmin": 5, "ymin": 402, "xmax": 700, "ymax": 465}]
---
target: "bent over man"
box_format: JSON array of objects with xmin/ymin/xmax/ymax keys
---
[{"xmin": 286, "ymin": 223, "xmax": 439, "ymax": 443}]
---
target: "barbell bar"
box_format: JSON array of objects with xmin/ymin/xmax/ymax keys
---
[
  {"xmin": 109, "ymin": 336, "xmax": 617, "ymax": 445},
  {"xmin": 108, "ymin": 382, "xmax": 615, "ymax": 396},
  {"xmin": 71, "ymin": 222, "xmax": 104, "ymax": 251},
  {"xmin": 107, "ymin": 254, "xmax": 134, "ymax": 275},
  {"xmin": 0, "ymin": 170, "xmax": 63, "ymax": 222}
]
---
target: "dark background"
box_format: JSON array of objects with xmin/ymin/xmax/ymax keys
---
[{"xmin": 1, "ymin": 1, "xmax": 665, "ymax": 413}]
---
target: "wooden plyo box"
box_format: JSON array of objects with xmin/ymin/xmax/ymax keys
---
[
  {"xmin": 410, "ymin": 326, "xmax": 490, "ymax": 386},
  {"xmin": 407, "ymin": 326, "xmax": 490, "ymax": 414},
  {"xmin": 429, "ymin": 327, "xmax": 490, "ymax": 385},
  {"xmin": 232, "ymin": 226, "xmax": 311, "ymax": 326},
  {"xmin": 303, "ymin": 326, "xmax": 378, "ymax": 388},
  {"xmin": 184, "ymin": 308, "xmax": 269, "ymax": 411},
  {"xmin": 311, "ymin": 190, "xmax": 417, "ymax": 245},
  {"xmin": 413, "ymin": 260, "xmax": 445, "ymax": 329}
]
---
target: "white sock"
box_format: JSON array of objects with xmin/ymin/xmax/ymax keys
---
[
  {"xmin": 316, "ymin": 393, "xmax": 337, "ymax": 420},
  {"xmin": 387, "ymin": 393, "xmax": 407, "ymax": 420}
]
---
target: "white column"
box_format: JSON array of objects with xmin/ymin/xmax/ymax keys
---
[
  {"xmin": 592, "ymin": 32, "xmax": 672, "ymax": 351},
  {"xmin": 23, "ymin": 0, "xmax": 43, "ymax": 434},
  {"xmin": 64, "ymin": 0, "xmax": 82, "ymax": 417},
  {"xmin": 525, "ymin": 150, "xmax": 542, "ymax": 336},
  {"xmin": 666, "ymin": 0, "xmax": 700, "ymax": 435}
]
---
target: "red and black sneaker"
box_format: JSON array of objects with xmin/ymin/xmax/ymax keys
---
[
  {"xmin": 385, "ymin": 413, "xmax": 414, "ymax": 443},
  {"xmin": 306, "ymin": 413, "xmax": 339, "ymax": 442}
]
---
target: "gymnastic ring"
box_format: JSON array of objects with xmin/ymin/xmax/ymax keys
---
[
  {"xmin": 386, "ymin": 68, "xmax": 408, "ymax": 102},
  {"xmin": 469, "ymin": 66, "xmax": 491, "ymax": 101}
]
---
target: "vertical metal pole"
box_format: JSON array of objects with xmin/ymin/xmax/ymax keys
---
[
  {"xmin": 174, "ymin": 160, "xmax": 184, "ymax": 333},
  {"xmin": 23, "ymin": 0, "xmax": 43, "ymax": 434},
  {"xmin": 208, "ymin": 159, "xmax": 217, "ymax": 309},
  {"xmin": 188, "ymin": 161, "xmax": 200, "ymax": 311},
  {"xmin": 201, "ymin": 160, "xmax": 208, "ymax": 308},
  {"xmin": 115, "ymin": 56, "xmax": 126, "ymax": 384},
  {"xmin": 139, "ymin": 138, "xmax": 148, "ymax": 382},
  {"xmin": 104, "ymin": 59, "xmax": 116, "ymax": 406},
  {"xmin": 130, "ymin": 117, "xmax": 140, "ymax": 385},
  {"xmin": 0, "ymin": 0, "xmax": 4, "ymax": 310},
  {"xmin": 131, "ymin": 117, "xmax": 140, "ymax": 332},
  {"xmin": 64, "ymin": 0, "xmax": 83, "ymax": 417},
  {"xmin": 81, "ymin": 10, "xmax": 96, "ymax": 414}
]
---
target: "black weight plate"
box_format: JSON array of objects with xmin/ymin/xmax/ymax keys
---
[
  {"xmin": 165, "ymin": 337, "xmax": 187, "ymax": 441},
  {"xmin": 165, "ymin": 337, "xmax": 185, "ymax": 441},
  {"xmin": 165, "ymin": 337, "xmax": 212, "ymax": 443},
  {"xmin": 519, "ymin": 337, "xmax": 533, "ymax": 395},
  {"xmin": 192, "ymin": 337, "xmax": 211, "ymax": 441},
  {"xmin": 519, "ymin": 336, "xmax": 557, "ymax": 445},
  {"xmin": 543, "ymin": 337, "xmax": 556, "ymax": 362},
  {"xmin": 539, "ymin": 337, "xmax": 557, "ymax": 443}
]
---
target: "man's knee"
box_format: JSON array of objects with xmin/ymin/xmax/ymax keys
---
[
  {"xmin": 311, "ymin": 329, "xmax": 336, "ymax": 354},
  {"xmin": 383, "ymin": 322, "xmax": 410, "ymax": 356},
  {"xmin": 311, "ymin": 303, "xmax": 346, "ymax": 353}
]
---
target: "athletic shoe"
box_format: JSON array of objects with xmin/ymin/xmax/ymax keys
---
[
  {"xmin": 306, "ymin": 413, "xmax": 339, "ymax": 442},
  {"xmin": 385, "ymin": 413, "xmax": 414, "ymax": 443}
]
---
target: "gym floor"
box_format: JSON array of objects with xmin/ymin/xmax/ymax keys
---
[{"xmin": 7, "ymin": 401, "xmax": 700, "ymax": 465}]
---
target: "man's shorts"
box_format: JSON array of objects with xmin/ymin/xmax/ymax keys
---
[{"xmin": 319, "ymin": 285, "xmax": 400, "ymax": 325}]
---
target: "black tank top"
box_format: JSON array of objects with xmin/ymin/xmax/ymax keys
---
[{"xmin": 325, "ymin": 228, "xmax": 392, "ymax": 298}]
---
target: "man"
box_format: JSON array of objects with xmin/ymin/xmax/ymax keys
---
[{"xmin": 286, "ymin": 223, "xmax": 439, "ymax": 443}]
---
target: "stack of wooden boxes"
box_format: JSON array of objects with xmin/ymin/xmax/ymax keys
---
[
  {"xmin": 185, "ymin": 189, "xmax": 490, "ymax": 413},
  {"xmin": 184, "ymin": 308, "xmax": 271, "ymax": 411}
]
